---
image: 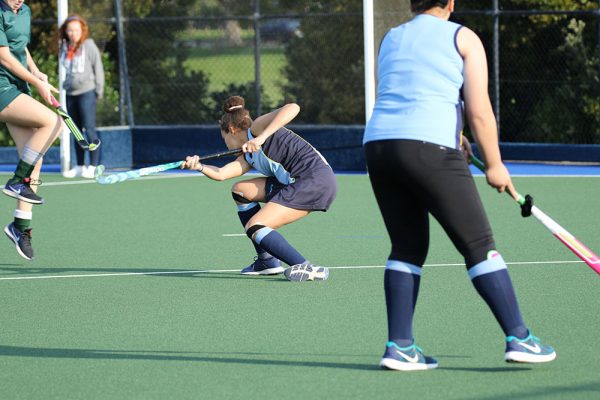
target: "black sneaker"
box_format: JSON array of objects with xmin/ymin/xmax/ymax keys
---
[
  {"xmin": 4, "ymin": 223, "xmax": 35, "ymax": 260},
  {"xmin": 3, "ymin": 178, "xmax": 44, "ymax": 204}
]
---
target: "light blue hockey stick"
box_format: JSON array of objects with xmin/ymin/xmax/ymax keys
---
[{"xmin": 95, "ymin": 149, "xmax": 242, "ymax": 185}]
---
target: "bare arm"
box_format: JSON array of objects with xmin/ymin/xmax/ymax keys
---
[
  {"xmin": 0, "ymin": 46, "xmax": 56, "ymax": 103},
  {"xmin": 242, "ymin": 103, "xmax": 300, "ymax": 153},
  {"xmin": 181, "ymin": 155, "xmax": 251, "ymax": 181},
  {"xmin": 457, "ymin": 27, "xmax": 517, "ymax": 198},
  {"xmin": 25, "ymin": 48, "xmax": 45, "ymax": 81}
]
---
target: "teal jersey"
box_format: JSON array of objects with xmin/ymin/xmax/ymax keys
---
[{"xmin": 0, "ymin": 2, "xmax": 31, "ymax": 89}]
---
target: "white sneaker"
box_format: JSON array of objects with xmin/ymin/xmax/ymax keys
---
[
  {"xmin": 284, "ymin": 262, "xmax": 329, "ymax": 281},
  {"xmin": 81, "ymin": 165, "xmax": 96, "ymax": 179},
  {"xmin": 62, "ymin": 166, "xmax": 83, "ymax": 178}
]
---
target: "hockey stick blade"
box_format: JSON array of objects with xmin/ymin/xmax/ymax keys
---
[
  {"xmin": 51, "ymin": 96, "xmax": 99, "ymax": 151},
  {"xmin": 95, "ymin": 148, "xmax": 242, "ymax": 185}
]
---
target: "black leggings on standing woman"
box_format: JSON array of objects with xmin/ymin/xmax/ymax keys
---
[{"xmin": 364, "ymin": 139, "xmax": 496, "ymax": 269}]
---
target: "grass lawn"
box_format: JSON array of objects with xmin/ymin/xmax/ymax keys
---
[{"xmin": 184, "ymin": 45, "xmax": 288, "ymax": 104}]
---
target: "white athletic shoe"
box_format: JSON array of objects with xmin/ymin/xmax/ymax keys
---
[
  {"xmin": 62, "ymin": 166, "xmax": 83, "ymax": 178},
  {"xmin": 284, "ymin": 262, "xmax": 329, "ymax": 281},
  {"xmin": 82, "ymin": 166, "xmax": 96, "ymax": 179}
]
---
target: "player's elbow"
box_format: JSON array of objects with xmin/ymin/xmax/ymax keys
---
[{"xmin": 285, "ymin": 103, "xmax": 300, "ymax": 115}]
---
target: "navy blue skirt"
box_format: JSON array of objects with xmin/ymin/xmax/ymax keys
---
[{"xmin": 264, "ymin": 166, "xmax": 337, "ymax": 211}]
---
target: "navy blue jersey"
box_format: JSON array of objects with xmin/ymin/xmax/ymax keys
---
[{"xmin": 244, "ymin": 127, "xmax": 331, "ymax": 185}]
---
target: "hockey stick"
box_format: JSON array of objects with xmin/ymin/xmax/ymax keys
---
[
  {"xmin": 94, "ymin": 148, "xmax": 242, "ymax": 185},
  {"xmin": 51, "ymin": 96, "xmax": 101, "ymax": 151},
  {"xmin": 470, "ymin": 155, "xmax": 600, "ymax": 275}
]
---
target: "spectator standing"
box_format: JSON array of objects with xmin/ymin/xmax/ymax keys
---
[{"xmin": 59, "ymin": 14, "xmax": 104, "ymax": 179}]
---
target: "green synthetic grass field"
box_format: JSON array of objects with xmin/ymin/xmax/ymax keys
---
[
  {"xmin": 1, "ymin": 173, "xmax": 599, "ymax": 399},
  {"xmin": 184, "ymin": 46, "xmax": 287, "ymax": 103}
]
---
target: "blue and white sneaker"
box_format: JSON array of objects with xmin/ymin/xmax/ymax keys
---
[
  {"xmin": 505, "ymin": 332, "xmax": 556, "ymax": 363},
  {"xmin": 3, "ymin": 178, "xmax": 44, "ymax": 204},
  {"xmin": 4, "ymin": 223, "xmax": 35, "ymax": 260},
  {"xmin": 284, "ymin": 262, "xmax": 329, "ymax": 281},
  {"xmin": 379, "ymin": 341, "xmax": 438, "ymax": 371},
  {"xmin": 240, "ymin": 256, "xmax": 284, "ymax": 275}
]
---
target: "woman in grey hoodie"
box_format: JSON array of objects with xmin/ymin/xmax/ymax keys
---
[{"xmin": 59, "ymin": 14, "xmax": 104, "ymax": 178}]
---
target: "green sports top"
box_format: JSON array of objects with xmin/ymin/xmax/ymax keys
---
[{"xmin": 0, "ymin": 1, "xmax": 31, "ymax": 89}]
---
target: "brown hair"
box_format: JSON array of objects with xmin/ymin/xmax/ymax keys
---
[
  {"xmin": 59, "ymin": 14, "xmax": 89, "ymax": 52},
  {"xmin": 219, "ymin": 96, "xmax": 253, "ymax": 133},
  {"xmin": 410, "ymin": 0, "xmax": 449, "ymax": 12}
]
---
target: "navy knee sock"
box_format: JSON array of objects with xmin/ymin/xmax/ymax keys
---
[
  {"xmin": 237, "ymin": 203, "xmax": 267, "ymax": 257},
  {"xmin": 253, "ymin": 227, "xmax": 305, "ymax": 266},
  {"xmin": 469, "ymin": 252, "xmax": 528, "ymax": 339},
  {"xmin": 385, "ymin": 260, "xmax": 421, "ymax": 347}
]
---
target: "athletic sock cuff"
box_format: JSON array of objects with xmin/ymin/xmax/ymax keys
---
[
  {"xmin": 385, "ymin": 260, "xmax": 422, "ymax": 276},
  {"xmin": 22, "ymin": 146, "xmax": 43, "ymax": 165},
  {"xmin": 237, "ymin": 202, "xmax": 259, "ymax": 212},
  {"xmin": 254, "ymin": 226, "xmax": 274, "ymax": 244},
  {"xmin": 14, "ymin": 209, "xmax": 33, "ymax": 220},
  {"xmin": 468, "ymin": 252, "xmax": 507, "ymax": 280}
]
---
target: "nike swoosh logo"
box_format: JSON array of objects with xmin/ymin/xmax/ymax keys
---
[
  {"xmin": 393, "ymin": 348, "xmax": 420, "ymax": 363},
  {"xmin": 517, "ymin": 341, "xmax": 542, "ymax": 354}
]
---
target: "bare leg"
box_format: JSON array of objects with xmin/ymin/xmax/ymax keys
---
[{"xmin": 0, "ymin": 96, "xmax": 62, "ymax": 258}]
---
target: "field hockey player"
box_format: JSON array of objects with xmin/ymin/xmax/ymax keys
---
[
  {"xmin": 0, "ymin": 0, "xmax": 64, "ymax": 260},
  {"xmin": 363, "ymin": 0, "xmax": 556, "ymax": 370},
  {"xmin": 181, "ymin": 95, "xmax": 336, "ymax": 282}
]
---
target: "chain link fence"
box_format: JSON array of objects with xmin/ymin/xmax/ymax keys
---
[
  {"xmin": 453, "ymin": 1, "xmax": 600, "ymax": 144},
  {"xmin": 27, "ymin": 1, "xmax": 600, "ymax": 145}
]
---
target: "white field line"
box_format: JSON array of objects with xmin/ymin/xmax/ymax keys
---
[{"xmin": 0, "ymin": 260, "xmax": 584, "ymax": 282}]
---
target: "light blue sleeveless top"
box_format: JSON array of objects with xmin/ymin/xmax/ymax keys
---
[{"xmin": 363, "ymin": 14, "xmax": 464, "ymax": 149}]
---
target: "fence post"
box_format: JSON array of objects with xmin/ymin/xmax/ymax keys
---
[
  {"xmin": 492, "ymin": 0, "xmax": 500, "ymax": 135},
  {"xmin": 253, "ymin": 0, "xmax": 262, "ymax": 116},
  {"xmin": 57, "ymin": 0, "xmax": 70, "ymax": 173},
  {"xmin": 114, "ymin": 0, "xmax": 135, "ymax": 126}
]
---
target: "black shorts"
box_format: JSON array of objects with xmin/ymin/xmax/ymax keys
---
[
  {"xmin": 364, "ymin": 139, "xmax": 496, "ymax": 267},
  {"xmin": 264, "ymin": 166, "xmax": 337, "ymax": 211}
]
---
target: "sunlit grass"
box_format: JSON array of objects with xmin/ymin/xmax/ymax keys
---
[{"xmin": 184, "ymin": 45, "xmax": 288, "ymax": 104}]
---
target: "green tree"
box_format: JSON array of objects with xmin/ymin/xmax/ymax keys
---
[
  {"xmin": 282, "ymin": 0, "xmax": 364, "ymax": 123},
  {"xmin": 210, "ymin": 81, "xmax": 274, "ymax": 121},
  {"xmin": 122, "ymin": 0, "xmax": 214, "ymax": 124},
  {"xmin": 454, "ymin": 0, "xmax": 599, "ymax": 144}
]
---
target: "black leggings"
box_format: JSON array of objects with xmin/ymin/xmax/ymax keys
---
[{"xmin": 365, "ymin": 140, "xmax": 496, "ymax": 268}]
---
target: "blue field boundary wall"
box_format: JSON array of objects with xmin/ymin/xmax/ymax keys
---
[{"xmin": 0, "ymin": 126, "xmax": 599, "ymax": 171}]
